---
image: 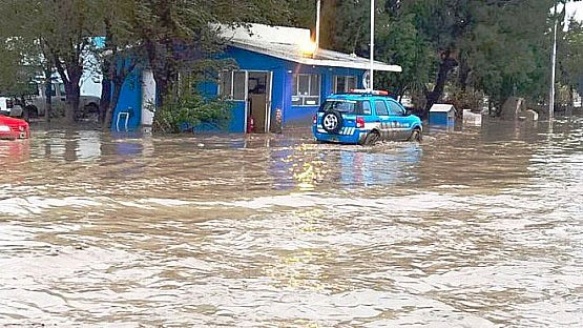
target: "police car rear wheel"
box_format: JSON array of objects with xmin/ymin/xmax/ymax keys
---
[{"xmin": 363, "ymin": 130, "xmax": 380, "ymax": 146}]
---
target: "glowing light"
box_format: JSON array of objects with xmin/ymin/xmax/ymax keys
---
[{"xmin": 299, "ymin": 40, "xmax": 317, "ymax": 56}]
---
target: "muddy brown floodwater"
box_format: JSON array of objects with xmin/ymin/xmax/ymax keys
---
[{"xmin": 1, "ymin": 116, "xmax": 582, "ymax": 327}]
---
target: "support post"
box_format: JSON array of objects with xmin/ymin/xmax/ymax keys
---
[
  {"xmin": 370, "ymin": 0, "xmax": 375, "ymax": 91},
  {"xmin": 550, "ymin": 2, "xmax": 558, "ymax": 119}
]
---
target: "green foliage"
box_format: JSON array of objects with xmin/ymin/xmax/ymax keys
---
[
  {"xmin": 153, "ymin": 93, "xmax": 232, "ymax": 134},
  {"xmin": 375, "ymin": 12, "xmax": 433, "ymax": 100},
  {"xmin": 559, "ymin": 18, "xmax": 583, "ymax": 101},
  {"xmin": 317, "ymin": 0, "xmax": 583, "ymax": 112},
  {"xmin": 0, "ymin": 40, "xmax": 33, "ymax": 96},
  {"xmin": 3, "ymin": 0, "xmax": 583, "ymax": 125},
  {"xmin": 0, "ymin": 0, "xmax": 104, "ymax": 122}
]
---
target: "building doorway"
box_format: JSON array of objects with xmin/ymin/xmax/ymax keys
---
[{"xmin": 247, "ymin": 71, "xmax": 272, "ymax": 133}]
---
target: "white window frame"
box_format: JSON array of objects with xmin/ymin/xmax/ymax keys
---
[
  {"xmin": 218, "ymin": 70, "xmax": 248, "ymax": 101},
  {"xmin": 292, "ymin": 74, "xmax": 320, "ymax": 106}
]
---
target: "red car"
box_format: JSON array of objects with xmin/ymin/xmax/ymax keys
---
[{"xmin": 0, "ymin": 114, "xmax": 30, "ymax": 140}]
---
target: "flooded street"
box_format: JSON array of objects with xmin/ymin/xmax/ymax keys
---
[{"xmin": 1, "ymin": 117, "xmax": 582, "ymax": 327}]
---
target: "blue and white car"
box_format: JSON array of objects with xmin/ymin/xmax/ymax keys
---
[{"xmin": 312, "ymin": 90, "xmax": 423, "ymax": 145}]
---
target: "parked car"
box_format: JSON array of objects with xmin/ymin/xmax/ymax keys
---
[
  {"xmin": 0, "ymin": 114, "xmax": 30, "ymax": 140},
  {"xmin": 312, "ymin": 90, "xmax": 423, "ymax": 145},
  {"xmin": 1, "ymin": 81, "xmax": 100, "ymax": 119}
]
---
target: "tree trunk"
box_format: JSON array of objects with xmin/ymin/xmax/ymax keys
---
[
  {"xmin": 424, "ymin": 52, "xmax": 458, "ymax": 116},
  {"xmin": 144, "ymin": 39, "xmax": 168, "ymax": 108},
  {"xmin": 56, "ymin": 62, "xmax": 83, "ymax": 124},
  {"xmin": 100, "ymin": 77, "xmax": 111, "ymax": 124},
  {"xmin": 104, "ymin": 81, "xmax": 123, "ymax": 129},
  {"xmin": 321, "ymin": 0, "xmax": 338, "ymax": 49},
  {"xmin": 101, "ymin": 16, "xmax": 113, "ymax": 126},
  {"xmin": 154, "ymin": 74, "xmax": 168, "ymax": 107},
  {"xmin": 64, "ymin": 82, "xmax": 81, "ymax": 124},
  {"xmin": 458, "ymin": 53, "xmax": 471, "ymax": 93},
  {"xmin": 52, "ymin": 49, "xmax": 84, "ymax": 124},
  {"xmin": 44, "ymin": 79, "xmax": 52, "ymax": 123}
]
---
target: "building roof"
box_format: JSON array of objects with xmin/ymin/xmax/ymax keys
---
[
  {"xmin": 213, "ymin": 23, "xmax": 402, "ymax": 73},
  {"xmin": 430, "ymin": 104, "xmax": 457, "ymax": 113}
]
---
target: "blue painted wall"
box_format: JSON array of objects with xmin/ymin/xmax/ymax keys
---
[
  {"xmin": 112, "ymin": 69, "xmax": 142, "ymax": 130},
  {"xmin": 219, "ymin": 47, "xmax": 370, "ymax": 128},
  {"xmin": 285, "ymin": 65, "xmax": 366, "ymax": 125},
  {"xmin": 113, "ymin": 45, "xmax": 370, "ymax": 132}
]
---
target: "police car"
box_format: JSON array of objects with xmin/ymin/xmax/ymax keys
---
[{"xmin": 312, "ymin": 90, "xmax": 422, "ymax": 145}]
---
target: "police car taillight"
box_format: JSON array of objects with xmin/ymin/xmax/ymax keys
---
[
  {"xmin": 349, "ymin": 89, "xmax": 389, "ymax": 96},
  {"xmin": 312, "ymin": 115, "xmax": 317, "ymax": 124},
  {"xmin": 356, "ymin": 116, "xmax": 365, "ymax": 128}
]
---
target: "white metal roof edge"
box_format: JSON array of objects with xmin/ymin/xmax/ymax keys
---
[
  {"xmin": 298, "ymin": 57, "xmax": 402, "ymax": 72},
  {"xmin": 429, "ymin": 104, "xmax": 457, "ymax": 112},
  {"xmin": 229, "ymin": 42, "xmax": 402, "ymax": 73}
]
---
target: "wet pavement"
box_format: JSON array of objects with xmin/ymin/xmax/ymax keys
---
[{"xmin": 1, "ymin": 116, "xmax": 582, "ymax": 327}]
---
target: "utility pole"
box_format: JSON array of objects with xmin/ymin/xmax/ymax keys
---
[
  {"xmin": 316, "ymin": 0, "xmax": 321, "ymax": 49},
  {"xmin": 550, "ymin": 1, "xmax": 559, "ymax": 119},
  {"xmin": 370, "ymin": 0, "xmax": 375, "ymax": 91}
]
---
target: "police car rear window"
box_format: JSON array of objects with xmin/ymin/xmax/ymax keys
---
[{"xmin": 319, "ymin": 100, "xmax": 371, "ymax": 115}]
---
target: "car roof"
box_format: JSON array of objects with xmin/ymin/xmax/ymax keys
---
[{"xmin": 326, "ymin": 93, "xmax": 398, "ymax": 102}]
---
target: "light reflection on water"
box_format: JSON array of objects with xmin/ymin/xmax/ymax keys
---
[{"xmin": 1, "ymin": 116, "xmax": 582, "ymax": 327}]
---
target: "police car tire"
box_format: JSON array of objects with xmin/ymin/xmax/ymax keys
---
[
  {"xmin": 363, "ymin": 130, "xmax": 380, "ymax": 145},
  {"xmin": 322, "ymin": 110, "xmax": 343, "ymax": 134},
  {"xmin": 409, "ymin": 128, "xmax": 422, "ymax": 142}
]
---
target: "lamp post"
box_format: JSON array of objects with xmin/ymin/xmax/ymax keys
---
[
  {"xmin": 550, "ymin": 1, "xmax": 558, "ymax": 119},
  {"xmin": 369, "ymin": 0, "xmax": 375, "ymax": 91}
]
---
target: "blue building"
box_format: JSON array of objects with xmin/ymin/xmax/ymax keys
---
[{"xmin": 112, "ymin": 23, "xmax": 401, "ymax": 133}]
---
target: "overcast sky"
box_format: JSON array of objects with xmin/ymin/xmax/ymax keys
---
[{"xmin": 566, "ymin": 1, "xmax": 583, "ymax": 22}]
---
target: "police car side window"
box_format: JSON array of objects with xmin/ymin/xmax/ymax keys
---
[
  {"xmin": 361, "ymin": 101, "xmax": 372, "ymax": 115},
  {"xmin": 375, "ymin": 100, "xmax": 389, "ymax": 116},
  {"xmin": 388, "ymin": 101, "xmax": 405, "ymax": 116}
]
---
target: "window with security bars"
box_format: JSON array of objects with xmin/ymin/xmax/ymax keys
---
[{"xmin": 292, "ymin": 74, "xmax": 320, "ymax": 106}]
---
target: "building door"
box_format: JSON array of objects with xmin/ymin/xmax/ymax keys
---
[{"xmin": 247, "ymin": 71, "xmax": 272, "ymax": 133}]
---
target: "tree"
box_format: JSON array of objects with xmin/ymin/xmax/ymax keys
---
[
  {"xmin": 0, "ymin": 39, "xmax": 37, "ymax": 97},
  {"xmin": 459, "ymin": 0, "xmax": 555, "ymax": 110},
  {"xmin": 375, "ymin": 10, "xmax": 433, "ymax": 105},
  {"xmin": 44, "ymin": 0, "xmax": 102, "ymax": 124},
  {"xmin": 558, "ymin": 18, "xmax": 583, "ymax": 105},
  {"xmin": 94, "ymin": 0, "xmax": 143, "ymax": 128},
  {"xmin": 0, "ymin": 0, "xmax": 102, "ymax": 124},
  {"xmin": 119, "ymin": 0, "xmax": 293, "ymax": 129}
]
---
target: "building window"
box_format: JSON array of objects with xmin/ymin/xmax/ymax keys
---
[
  {"xmin": 219, "ymin": 70, "xmax": 232, "ymax": 98},
  {"xmin": 292, "ymin": 74, "xmax": 320, "ymax": 106},
  {"xmin": 334, "ymin": 76, "xmax": 357, "ymax": 93},
  {"xmin": 219, "ymin": 70, "xmax": 247, "ymax": 101}
]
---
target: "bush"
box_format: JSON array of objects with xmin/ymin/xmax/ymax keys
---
[{"xmin": 153, "ymin": 94, "xmax": 232, "ymax": 133}]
